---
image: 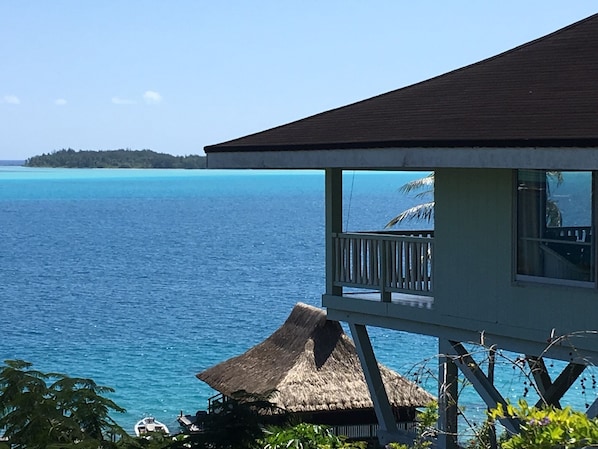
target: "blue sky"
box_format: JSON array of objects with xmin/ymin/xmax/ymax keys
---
[{"xmin": 1, "ymin": 2, "xmax": 597, "ymax": 160}]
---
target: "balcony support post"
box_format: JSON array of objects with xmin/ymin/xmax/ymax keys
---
[
  {"xmin": 438, "ymin": 338, "xmax": 459, "ymax": 449},
  {"xmin": 326, "ymin": 168, "xmax": 343, "ymax": 297},
  {"xmin": 526, "ymin": 356, "xmax": 585, "ymax": 408},
  {"xmin": 445, "ymin": 340, "xmax": 520, "ymax": 435},
  {"xmin": 349, "ymin": 323, "xmax": 400, "ymax": 445}
]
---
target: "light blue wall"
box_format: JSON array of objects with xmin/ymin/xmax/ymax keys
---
[{"xmin": 434, "ymin": 168, "xmax": 598, "ymax": 348}]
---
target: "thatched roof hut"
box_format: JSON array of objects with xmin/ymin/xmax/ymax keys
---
[{"xmin": 197, "ymin": 303, "xmax": 434, "ymax": 424}]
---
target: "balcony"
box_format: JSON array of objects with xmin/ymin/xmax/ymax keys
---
[
  {"xmin": 519, "ymin": 225, "xmax": 593, "ymax": 282},
  {"xmin": 332, "ymin": 231, "xmax": 434, "ymax": 308}
]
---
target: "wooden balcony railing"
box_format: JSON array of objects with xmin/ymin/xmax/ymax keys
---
[
  {"xmin": 333, "ymin": 231, "xmax": 434, "ymax": 300},
  {"xmin": 544, "ymin": 226, "xmax": 591, "ymax": 242}
]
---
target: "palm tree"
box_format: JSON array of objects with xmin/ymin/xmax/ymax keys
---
[{"xmin": 385, "ymin": 172, "xmax": 434, "ymax": 228}]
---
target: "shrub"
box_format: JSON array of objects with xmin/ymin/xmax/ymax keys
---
[
  {"xmin": 489, "ymin": 399, "xmax": 598, "ymax": 449},
  {"xmin": 387, "ymin": 402, "xmax": 438, "ymax": 449},
  {"xmin": 0, "ymin": 359, "xmax": 126, "ymax": 448},
  {"xmin": 262, "ymin": 423, "xmax": 366, "ymax": 449}
]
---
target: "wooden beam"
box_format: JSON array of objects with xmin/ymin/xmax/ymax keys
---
[
  {"xmin": 487, "ymin": 345, "xmax": 498, "ymax": 449},
  {"xmin": 586, "ymin": 396, "xmax": 598, "ymax": 418},
  {"xmin": 324, "ymin": 296, "xmax": 598, "ymax": 366},
  {"xmin": 325, "ymin": 168, "xmax": 343, "ymax": 297},
  {"xmin": 527, "ymin": 358, "xmax": 586, "ymax": 408},
  {"xmin": 348, "ymin": 323, "xmax": 400, "ymax": 444},
  {"xmin": 438, "ymin": 338, "xmax": 459, "ymax": 449},
  {"xmin": 526, "ymin": 356, "xmax": 555, "ymax": 405},
  {"xmin": 447, "ymin": 341, "xmax": 520, "ymax": 435}
]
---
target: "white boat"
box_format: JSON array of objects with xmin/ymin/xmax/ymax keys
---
[{"xmin": 134, "ymin": 416, "xmax": 170, "ymax": 436}]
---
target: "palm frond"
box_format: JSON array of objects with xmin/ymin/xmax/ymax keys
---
[
  {"xmin": 547, "ymin": 170, "xmax": 564, "ymax": 187},
  {"xmin": 399, "ymin": 172, "xmax": 434, "ymax": 194},
  {"xmin": 385, "ymin": 202, "xmax": 435, "ymax": 228},
  {"xmin": 546, "ymin": 199, "xmax": 562, "ymax": 227}
]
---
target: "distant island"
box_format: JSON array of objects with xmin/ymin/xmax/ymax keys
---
[
  {"xmin": 0, "ymin": 160, "xmax": 25, "ymax": 166},
  {"xmin": 25, "ymin": 149, "xmax": 206, "ymax": 169}
]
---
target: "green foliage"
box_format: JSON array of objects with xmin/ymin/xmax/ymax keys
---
[
  {"xmin": 489, "ymin": 399, "xmax": 598, "ymax": 449},
  {"xmin": 198, "ymin": 400, "xmax": 263, "ymax": 449},
  {"xmin": 387, "ymin": 402, "xmax": 438, "ymax": 449},
  {"xmin": 25, "ymin": 148, "xmax": 206, "ymax": 169},
  {"xmin": 464, "ymin": 419, "xmax": 512, "ymax": 449},
  {"xmin": 117, "ymin": 431, "xmax": 189, "ymax": 449},
  {"xmin": 0, "ymin": 359, "xmax": 126, "ymax": 449},
  {"xmin": 180, "ymin": 391, "xmax": 285, "ymax": 449},
  {"xmin": 261, "ymin": 423, "xmax": 366, "ymax": 449},
  {"xmin": 385, "ymin": 172, "xmax": 434, "ymax": 227}
]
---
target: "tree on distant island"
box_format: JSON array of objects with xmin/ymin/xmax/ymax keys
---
[{"xmin": 25, "ymin": 148, "xmax": 206, "ymax": 169}]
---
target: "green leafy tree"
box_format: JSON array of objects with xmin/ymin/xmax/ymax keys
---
[
  {"xmin": 387, "ymin": 402, "xmax": 438, "ymax": 449},
  {"xmin": 181, "ymin": 391, "xmax": 284, "ymax": 449},
  {"xmin": 262, "ymin": 423, "xmax": 366, "ymax": 449},
  {"xmin": 490, "ymin": 399, "xmax": 598, "ymax": 449},
  {"xmin": 24, "ymin": 149, "xmax": 206, "ymax": 169},
  {"xmin": 118, "ymin": 431, "xmax": 188, "ymax": 449},
  {"xmin": 0, "ymin": 359, "xmax": 126, "ymax": 448}
]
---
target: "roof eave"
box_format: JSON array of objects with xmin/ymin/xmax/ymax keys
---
[{"xmin": 206, "ymin": 145, "xmax": 598, "ymax": 171}]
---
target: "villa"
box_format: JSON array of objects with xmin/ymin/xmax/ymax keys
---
[{"xmin": 205, "ymin": 14, "xmax": 598, "ymax": 448}]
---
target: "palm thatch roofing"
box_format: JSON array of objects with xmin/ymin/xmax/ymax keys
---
[{"xmin": 197, "ymin": 303, "xmax": 434, "ymax": 413}]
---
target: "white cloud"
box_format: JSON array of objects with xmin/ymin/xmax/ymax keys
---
[
  {"xmin": 143, "ymin": 90, "xmax": 162, "ymax": 104},
  {"xmin": 55, "ymin": 98, "xmax": 67, "ymax": 106},
  {"xmin": 3, "ymin": 95, "xmax": 21, "ymax": 105},
  {"xmin": 112, "ymin": 96, "xmax": 136, "ymax": 105}
]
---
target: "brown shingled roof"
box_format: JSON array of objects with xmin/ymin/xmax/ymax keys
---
[{"xmin": 205, "ymin": 13, "xmax": 598, "ymax": 153}]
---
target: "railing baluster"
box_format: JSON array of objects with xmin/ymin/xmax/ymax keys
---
[
  {"xmin": 360, "ymin": 237, "xmax": 366, "ymax": 283},
  {"xmin": 380, "ymin": 239, "xmax": 391, "ymax": 302},
  {"xmin": 345, "ymin": 237, "xmax": 350, "ymax": 282},
  {"xmin": 405, "ymin": 241, "xmax": 412, "ymax": 289},
  {"xmin": 389, "ymin": 240, "xmax": 397, "ymax": 289},
  {"xmin": 423, "ymin": 241, "xmax": 430, "ymax": 288},
  {"xmin": 399, "ymin": 240, "xmax": 405, "ymax": 290},
  {"xmin": 373, "ymin": 239, "xmax": 380, "ymax": 285},
  {"xmin": 367, "ymin": 239, "xmax": 372, "ymax": 283},
  {"xmin": 419, "ymin": 241, "xmax": 424, "ymax": 290},
  {"xmin": 337, "ymin": 236, "xmax": 344, "ymax": 284},
  {"xmin": 337, "ymin": 236, "xmax": 342, "ymax": 283},
  {"xmin": 413, "ymin": 243, "xmax": 421, "ymax": 291},
  {"xmin": 344, "ymin": 237, "xmax": 350, "ymax": 283},
  {"xmin": 364, "ymin": 238, "xmax": 368, "ymax": 283},
  {"xmin": 353, "ymin": 237, "xmax": 358, "ymax": 283}
]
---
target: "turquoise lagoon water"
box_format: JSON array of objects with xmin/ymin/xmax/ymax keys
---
[{"xmin": 0, "ymin": 167, "xmax": 594, "ymax": 433}]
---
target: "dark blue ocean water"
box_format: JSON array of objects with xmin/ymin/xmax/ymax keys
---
[{"xmin": 0, "ymin": 167, "xmax": 593, "ymax": 434}]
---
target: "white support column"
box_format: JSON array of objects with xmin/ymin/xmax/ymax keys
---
[
  {"xmin": 438, "ymin": 338, "xmax": 459, "ymax": 449},
  {"xmin": 325, "ymin": 168, "xmax": 343, "ymax": 297},
  {"xmin": 349, "ymin": 323, "xmax": 400, "ymax": 445}
]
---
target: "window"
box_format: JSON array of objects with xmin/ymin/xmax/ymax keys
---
[{"xmin": 517, "ymin": 170, "xmax": 594, "ymax": 283}]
